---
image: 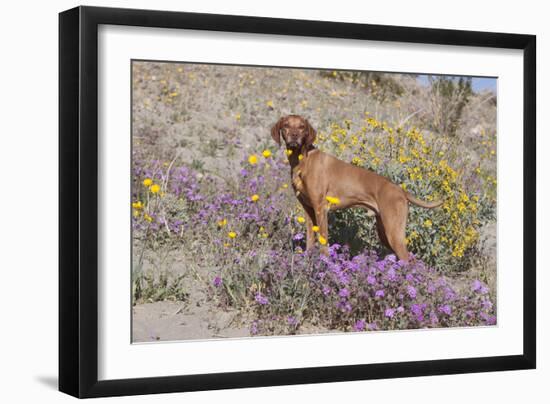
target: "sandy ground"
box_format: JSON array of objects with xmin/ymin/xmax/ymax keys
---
[{"xmin": 132, "ymin": 301, "xmax": 249, "ymax": 342}]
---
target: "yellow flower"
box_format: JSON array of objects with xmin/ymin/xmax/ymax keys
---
[
  {"xmin": 248, "ymin": 154, "xmax": 258, "ymax": 165},
  {"xmin": 296, "ymin": 216, "xmax": 306, "ymax": 224},
  {"xmin": 261, "ymin": 232, "xmax": 269, "ymax": 239},
  {"xmin": 132, "ymin": 209, "xmax": 140, "ymax": 218},
  {"xmin": 228, "ymin": 231, "xmax": 237, "ymax": 239},
  {"xmin": 266, "ymin": 100, "xmax": 274, "ymax": 108},
  {"xmin": 312, "ymin": 226, "xmax": 320, "ymax": 233},
  {"xmin": 326, "ymin": 196, "xmax": 340, "ymax": 205},
  {"xmin": 298, "ymin": 154, "xmax": 304, "ymax": 161},
  {"xmin": 424, "ymin": 219, "xmax": 433, "ymax": 228},
  {"xmin": 318, "ymin": 235, "xmax": 327, "ymax": 245},
  {"xmin": 150, "ymin": 184, "xmax": 161, "ymax": 194},
  {"xmin": 235, "ymin": 113, "xmax": 241, "ymax": 121},
  {"xmin": 282, "ymin": 183, "xmax": 288, "ymax": 189},
  {"xmin": 262, "ymin": 150, "xmax": 272, "ymax": 158},
  {"xmin": 143, "ymin": 178, "xmax": 153, "ymax": 187},
  {"xmin": 132, "ymin": 201, "xmax": 143, "ymax": 209},
  {"xmin": 217, "ymin": 218, "xmax": 227, "ymax": 227},
  {"xmin": 223, "ymin": 242, "xmax": 230, "ymax": 248},
  {"xmin": 250, "ymin": 194, "xmax": 260, "ymax": 202},
  {"xmin": 143, "ymin": 213, "xmax": 153, "ymax": 222},
  {"xmin": 285, "ymin": 149, "xmax": 293, "ymax": 156}
]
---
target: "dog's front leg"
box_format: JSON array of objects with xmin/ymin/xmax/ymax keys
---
[
  {"xmin": 302, "ymin": 204, "xmax": 317, "ymax": 251},
  {"xmin": 313, "ymin": 204, "xmax": 329, "ymax": 254}
]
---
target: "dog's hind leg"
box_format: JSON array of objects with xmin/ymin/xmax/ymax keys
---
[
  {"xmin": 379, "ymin": 201, "xmax": 410, "ymax": 262},
  {"xmin": 375, "ymin": 215, "xmax": 390, "ymax": 250}
]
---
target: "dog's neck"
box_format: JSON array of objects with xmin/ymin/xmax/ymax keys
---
[{"xmin": 287, "ymin": 144, "xmax": 316, "ymax": 170}]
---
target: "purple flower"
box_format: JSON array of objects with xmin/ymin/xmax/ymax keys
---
[
  {"xmin": 430, "ymin": 311, "xmax": 439, "ymax": 325},
  {"xmin": 411, "ymin": 304, "xmax": 425, "ymax": 322},
  {"xmin": 367, "ymin": 322, "xmax": 379, "ymax": 331},
  {"xmin": 472, "ymin": 279, "xmax": 482, "ymax": 292},
  {"xmin": 384, "ymin": 308, "xmax": 395, "ymax": 318},
  {"xmin": 481, "ymin": 313, "xmax": 497, "ymax": 325},
  {"xmin": 427, "ymin": 283, "xmax": 436, "ymax": 294},
  {"xmin": 212, "ymin": 276, "xmax": 222, "ymax": 287},
  {"xmin": 375, "ymin": 289, "xmax": 385, "ymax": 298},
  {"xmin": 386, "ymin": 267, "xmax": 397, "ymax": 281},
  {"xmin": 481, "ymin": 299, "xmax": 493, "ymax": 309},
  {"xmin": 354, "ymin": 319, "xmax": 366, "ymax": 331},
  {"xmin": 444, "ymin": 287, "xmax": 456, "ymax": 301},
  {"xmin": 322, "ymin": 286, "xmax": 331, "ymax": 296},
  {"xmin": 406, "ymin": 285, "xmax": 417, "ymax": 299},
  {"xmin": 338, "ymin": 288, "xmax": 350, "ymax": 298},
  {"xmin": 287, "ymin": 316, "xmax": 298, "ymax": 326},
  {"xmin": 366, "ymin": 275, "xmax": 376, "ymax": 285},
  {"xmin": 255, "ymin": 292, "xmax": 269, "ymax": 305},
  {"xmin": 293, "ymin": 232, "xmax": 304, "ymax": 241},
  {"xmin": 438, "ymin": 304, "xmax": 452, "ymax": 316}
]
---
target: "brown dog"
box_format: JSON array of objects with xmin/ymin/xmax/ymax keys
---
[{"xmin": 271, "ymin": 114, "xmax": 443, "ymax": 262}]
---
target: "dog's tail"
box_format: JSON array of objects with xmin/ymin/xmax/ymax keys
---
[{"xmin": 405, "ymin": 192, "xmax": 444, "ymax": 209}]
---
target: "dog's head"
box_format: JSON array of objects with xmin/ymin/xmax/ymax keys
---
[{"xmin": 271, "ymin": 115, "xmax": 316, "ymax": 151}]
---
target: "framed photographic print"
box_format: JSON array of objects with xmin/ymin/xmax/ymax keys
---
[{"xmin": 59, "ymin": 5, "xmax": 536, "ymax": 398}]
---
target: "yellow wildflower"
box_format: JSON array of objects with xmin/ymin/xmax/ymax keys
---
[
  {"xmin": 250, "ymin": 194, "xmax": 260, "ymax": 202},
  {"xmin": 150, "ymin": 184, "xmax": 161, "ymax": 194},
  {"xmin": 228, "ymin": 231, "xmax": 237, "ymax": 239},
  {"xmin": 326, "ymin": 196, "xmax": 340, "ymax": 205},
  {"xmin": 296, "ymin": 216, "xmax": 306, "ymax": 224},
  {"xmin": 312, "ymin": 226, "xmax": 320, "ymax": 233},
  {"xmin": 266, "ymin": 100, "xmax": 274, "ymax": 108},
  {"xmin": 132, "ymin": 209, "xmax": 140, "ymax": 218},
  {"xmin": 248, "ymin": 154, "xmax": 258, "ymax": 165},
  {"xmin": 262, "ymin": 149, "xmax": 272, "ymax": 158},
  {"xmin": 143, "ymin": 178, "xmax": 153, "ymax": 187},
  {"xmin": 235, "ymin": 113, "xmax": 241, "ymax": 121},
  {"xmin": 424, "ymin": 219, "xmax": 433, "ymax": 228},
  {"xmin": 217, "ymin": 218, "xmax": 227, "ymax": 227},
  {"xmin": 298, "ymin": 154, "xmax": 304, "ymax": 161},
  {"xmin": 132, "ymin": 201, "xmax": 143, "ymax": 209},
  {"xmin": 143, "ymin": 213, "xmax": 153, "ymax": 222},
  {"xmin": 318, "ymin": 235, "xmax": 327, "ymax": 245},
  {"xmin": 285, "ymin": 149, "xmax": 293, "ymax": 156}
]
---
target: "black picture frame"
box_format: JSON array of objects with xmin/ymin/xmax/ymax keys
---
[{"xmin": 59, "ymin": 5, "xmax": 536, "ymax": 398}]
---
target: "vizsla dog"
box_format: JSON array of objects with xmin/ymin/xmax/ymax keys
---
[{"xmin": 271, "ymin": 114, "xmax": 443, "ymax": 262}]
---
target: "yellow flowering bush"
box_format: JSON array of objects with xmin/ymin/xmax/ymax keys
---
[{"xmin": 318, "ymin": 115, "xmax": 496, "ymax": 272}]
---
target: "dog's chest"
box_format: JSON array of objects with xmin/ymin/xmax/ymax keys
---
[{"xmin": 291, "ymin": 166, "xmax": 310, "ymax": 202}]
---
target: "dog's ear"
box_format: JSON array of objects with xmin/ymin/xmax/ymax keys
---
[
  {"xmin": 271, "ymin": 117, "xmax": 284, "ymax": 146},
  {"xmin": 304, "ymin": 119, "xmax": 317, "ymax": 147}
]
